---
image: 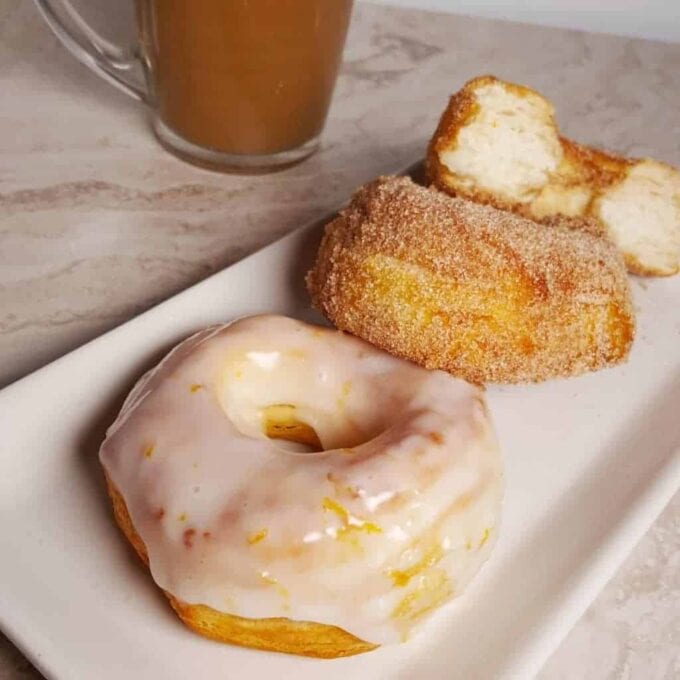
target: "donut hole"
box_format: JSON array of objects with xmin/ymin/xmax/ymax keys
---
[
  {"xmin": 218, "ymin": 345, "xmax": 419, "ymax": 454},
  {"xmin": 261, "ymin": 404, "xmax": 324, "ymax": 453},
  {"xmin": 220, "ymin": 365, "xmax": 394, "ymax": 455},
  {"xmin": 257, "ymin": 401, "xmax": 384, "ymax": 454}
]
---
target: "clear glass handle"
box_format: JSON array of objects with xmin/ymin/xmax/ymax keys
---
[{"xmin": 33, "ymin": 0, "xmax": 146, "ymax": 101}]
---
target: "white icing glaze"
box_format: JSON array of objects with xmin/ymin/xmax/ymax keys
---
[{"xmin": 99, "ymin": 315, "xmax": 503, "ymax": 645}]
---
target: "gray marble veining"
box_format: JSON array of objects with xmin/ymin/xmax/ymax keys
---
[{"xmin": 0, "ymin": 0, "xmax": 678, "ymax": 677}]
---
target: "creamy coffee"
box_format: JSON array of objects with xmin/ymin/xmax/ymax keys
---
[{"xmin": 137, "ymin": 0, "xmax": 353, "ymax": 156}]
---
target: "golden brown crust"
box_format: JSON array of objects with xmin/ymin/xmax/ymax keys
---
[
  {"xmin": 620, "ymin": 254, "xmax": 667, "ymax": 277},
  {"xmin": 104, "ymin": 473, "xmax": 376, "ymax": 658},
  {"xmin": 558, "ymin": 138, "xmax": 631, "ymax": 191},
  {"xmin": 307, "ymin": 176, "xmax": 635, "ymax": 384},
  {"xmin": 426, "ymin": 75, "xmax": 678, "ymax": 277}
]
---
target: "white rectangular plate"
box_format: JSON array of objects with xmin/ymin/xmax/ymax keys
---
[{"xmin": 1, "ymin": 201, "xmax": 679, "ymax": 680}]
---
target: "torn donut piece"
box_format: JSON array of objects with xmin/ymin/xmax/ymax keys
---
[{"xmin": 426, "ymin": 75, "xmax": 680, "ymax": 276}]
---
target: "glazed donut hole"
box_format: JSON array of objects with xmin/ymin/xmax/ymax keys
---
[{"xmin": 217, "ymin": 346, "xmax": 422, "ymax": 454}]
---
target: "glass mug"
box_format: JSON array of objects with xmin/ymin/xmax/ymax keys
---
[{"xmin": 35, "ymin": 0, "xmax": 354, "ymax": 172}]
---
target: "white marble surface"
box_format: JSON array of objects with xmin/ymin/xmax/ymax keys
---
[
  {"xmin": 0, "ymin": 1, "xmax": 678, "ymax": 678},
  {"xmin": 367, "ymin": 0, "xmax": 680, "ymax": 44}
]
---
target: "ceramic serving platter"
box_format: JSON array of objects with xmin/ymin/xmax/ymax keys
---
[{"xmin": 1, "ymin": 194, "xmax": 678, "ymax": 680}]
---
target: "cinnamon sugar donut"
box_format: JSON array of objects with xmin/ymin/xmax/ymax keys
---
[
  {"xmin": 99, "ymin": 315, "xmax": 502, "ymax": 657},
  {"xmin": 307, "ymin": 176, "xmax": 634, "ymax": 383}
]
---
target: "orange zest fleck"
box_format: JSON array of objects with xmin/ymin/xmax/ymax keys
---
[
  {"xmin": 189, "ymin": 383, "xmax": 202, "ymax": 393},
  {"xmin": 388, "ymin": 543, "xmax": 444, "ymax": 587},
  {"xmin": 247, "ymin": 528, "xmax": 268, "ymax": 545},
  {"xmin": 142, "ymin": 443, "xmax": 155, "ymax": 459},
  {"xmin": 259, "ymin": 570, "xmax": 290, "ymax": 601},
  {"xmin": 391, "ymin": 570, "xmax": 452, "ymax": 622},
  {"xmin": 350, "ymin": 521, "xmax": 382, "ymax": 535},
  {"xmin": 322, "ymin": 496, "xmax": 350, "ymax": 523},
  {"xmin": 479, "ymin": 527, "xmax": 491, "ymax": 548},
  {"xmin": 177, "ymin": 512, "xmax": 187, "ymax": 522},
  {"xmin": 322, "ymin": 497, "xmax": 382, "ymax": 539}
]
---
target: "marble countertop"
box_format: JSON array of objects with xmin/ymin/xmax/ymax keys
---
[
  {"xmin": 368, "ymin": 0, "xmax": 680, "ymax": 44},
  {"xmin": 1, "ymin": 1, "xmax": 678, "ymax": 677}
]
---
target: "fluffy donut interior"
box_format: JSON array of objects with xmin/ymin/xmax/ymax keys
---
[
  {"xmin": 438, "ymin": 82, "xmax": 562, "ymax": 203},
  {"xmin": 594, "ymin": 160, "xmax": 680, "ymax": 275}
]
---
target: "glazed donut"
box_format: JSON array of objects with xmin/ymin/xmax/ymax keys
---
[
  {"xmin": 99, "ymin": 315, "xmax": 502, "ymax": 657},
  {"xmin": 307, "ymin": 176, "xmax": 634, "ymax": 384}
]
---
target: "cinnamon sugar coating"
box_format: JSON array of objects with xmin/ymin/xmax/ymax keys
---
[{"xmin": 307, "ymin": 176, "xmax": 635, "ymax": 383}]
